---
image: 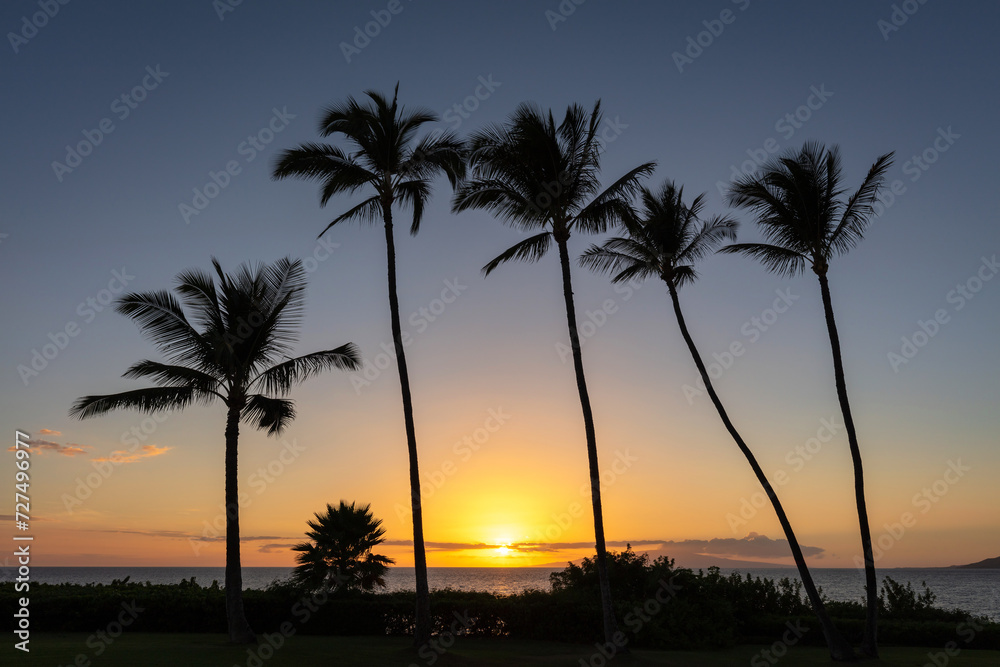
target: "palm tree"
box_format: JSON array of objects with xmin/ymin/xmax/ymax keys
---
[
  {"xmin": 69, "ymin": 257, "xmax": 360, "ymax": 644},
  {"xmin": 291, "ymin": 501, "xmax": 394, "ymax": 593},
  {"xmin": 271, "ymin": 85, "xmax": 465, "ymax": 643},
  {"xmin": 452, "ymin": 101, "xmax": 655, "ymax": 645},
  {"xmin": 721, "ymin": 142, "xmax": 894, "ymax": 657},
  {"xmin": 581, "ymin": 180, "xmax": 856, "ymax": 661}
]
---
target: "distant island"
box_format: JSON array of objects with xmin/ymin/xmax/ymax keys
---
[{"xmin": 953, "ymin": 556, "xmax": 1000, "ymax": 569}]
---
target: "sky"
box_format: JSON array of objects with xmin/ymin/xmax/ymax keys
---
[{"xmin": 1, "ymin": 0, "xmax": 998, "ymax": 573}]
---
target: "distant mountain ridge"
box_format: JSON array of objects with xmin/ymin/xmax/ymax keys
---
[{"xmin": 953, "ymin": 556, "xmax": 1000, "ymax": 569}]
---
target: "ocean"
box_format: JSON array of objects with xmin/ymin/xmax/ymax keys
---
[{"xmin": 19, "ymin": 566, "xmax": 1000, "ymax": 621}]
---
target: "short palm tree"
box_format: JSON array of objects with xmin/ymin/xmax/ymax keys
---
[
  {"xmin": 272, "ymin": 85, "xmax": 465, "ymax": 644},
  {"xmin": 581, "ymin": 180, "xmax": 856, "ymax": 661},
  {"xmin": 69, "ymin": 257, "xmax": 360, "ymax": 644},
  {"xmin": 452, "ymin": 101, "xmax": 655, "ymax": 645},
  {"xmin": 721, "ymin": 142, "xmax": 894, "ymax": 657},
  {"xmin": 291, "ymin": 501, "xmax": 394, "ymax": 593}
]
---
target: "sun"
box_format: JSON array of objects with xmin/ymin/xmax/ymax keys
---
[{"xmin": 496, "ymin": 544, "xmax": 511, "ymax": 557}]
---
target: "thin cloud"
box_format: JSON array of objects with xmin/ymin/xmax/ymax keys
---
[
  {"xmin": 93, "ymin": 528, "xmax": 294, "ymax": 544},
  {"xmin": 93, "ymin": 444, "xmax": 172, "ymax": 463},
  {"xmin": 38, "ymin": 428, "xmax": 62, "ymax": 435},
  {"xmin": 382, "ymin": 535, "xmax": 823, "ymax": 559},
  {"xmin": 6, "ymin": 439, "xmax": 91, "ymax": 457}
]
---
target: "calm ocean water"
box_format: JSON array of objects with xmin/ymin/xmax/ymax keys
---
[{"xmin": 18, "ymin": 566, "xmax": 999, "ymax": 621}]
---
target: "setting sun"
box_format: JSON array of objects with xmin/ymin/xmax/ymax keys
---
[{"xmin": 496, "ymin": 545, "xmax": 511, "ymax": 557}]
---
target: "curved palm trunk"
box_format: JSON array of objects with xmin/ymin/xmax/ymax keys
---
[
  {"xmin": 667, "ymin": 283, "xmax": 855, "ymax": 660},
  {"xmin": 556, "ymin": 237, "xmax": 621, "ymax": 646},
  {"xmin": 817, "ymin": 272, "xmax": 878, "ymax": 658},
  {"xmin": 382, "ymin": 201, "xmax": 432, "ymax": 645},
  {"xmin": 224, "ymin": 402, "xmax": 255, "ymax": 644}
]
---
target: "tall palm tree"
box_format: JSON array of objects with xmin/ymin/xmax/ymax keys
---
[
  {"xmin": 581, "ymin": 180, "xmax": 856, "ymax": 661},
  {"xmin": 70, "ymin": 257, "xmax": 359, "ymax": 644},
  {"xmin": 721, "ymin": 142, "xmax": 894, "ymax": 657},
  {"xmin": 452, "ymin": 101, "xmax": 655, "ymax": 645},
  {"xmin": 272, "ymin": 85, "xmax": 465, "ymax": 643},
  {"xmin": 291, "ymin": 500, "xmax": 394, "ymax": 593}
]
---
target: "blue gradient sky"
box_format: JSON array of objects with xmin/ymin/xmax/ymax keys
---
[{"xmin": 1, "ymin": 0, "xmax": 997, "ymax": 568}]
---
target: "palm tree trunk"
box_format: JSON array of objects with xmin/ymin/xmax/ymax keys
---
[
  {"xmin": 382, "ymin": 200, "xmax": 432, "ymax": 645},
  {"xmin": 817, "ymin": 271, "xmax": 878, "ymax": 657},
  {"xmin": 556, "ymin": 237, "xmax": 621, "ymax": 647},
  {"xmin": 667, "ymin": 283, "xmax": 856, "ymax": 661},
  {"xmin": 224, "ymin": 401, "xmax": 255, "ymax": 644}
]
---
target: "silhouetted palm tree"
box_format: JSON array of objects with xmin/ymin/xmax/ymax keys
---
[
  {"xmin": 581, "ymin": 180, "xmax": 856, "ymax": 661},
  {"xmin": 453, "ymin": 101, "xmax": 655, "ymax": 645},
  {"xmin": 272, "ymin": 85, "xmax": 464, "ymax": 644},
  {"xmin": 70, "ymin": 258, "xmax": 359, "ymax": 644},
  {"xmin": 292, "ymin": 501, "xmax": 394, "ymax": 593},
  {"xmin": 722, "ymin": 143, "xmax": 893, "ymax": 657}
]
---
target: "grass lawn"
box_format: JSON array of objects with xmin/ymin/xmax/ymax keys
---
[{"xmin": 3, "ymin": 634, "xmax": 998, "ymax": 666}]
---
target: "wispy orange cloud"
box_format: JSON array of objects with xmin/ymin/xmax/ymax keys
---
[
  {"xmin": 385, "ymin": 535, "xmax": 824, "ymax": 559},
  {"xmin": 7, "ymin": 439, "xmax": 91, "ymax": 457},
  {"xmin": 93, "ymin": 444, "xmax": 172, "ymax": 463},
  {"xmin": 38, "ymin": 429, "xmax": 62, "ymax": 435}
]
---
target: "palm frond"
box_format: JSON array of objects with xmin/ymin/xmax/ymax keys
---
[
  {"xmin": 575, "ymin": 161, "xmax": 657, "ymax": 233},
  {"xmin": 394, "ymin": 179, "xmax": 431, "ymax": 235},
  {"xmin": 482, "ymin": 232, "xmax": 552, "ymax": 276},
  {"xmin": 70, "ymin": 386, "xmax": 200, "ymax": 420},
  {"xmin": 174, "ymin": 266, "xmax": 223, "ymax": 335},
  {"xmin": 318, "ymin": 195, "xmax": 383, "ymax": 238},
  {"xmin": 271, "ymin": 143, "xmax": 377, "ymax": 206},
  {"xmin": 243, "ymin": 394, "xmax": 295, "ymax": 436},
  {"xmin": 251, "ymin": 344, "xmax": 361, "ymax": 395},
  {"xmin": 115, "ymin": 291, "xmax": 210, "ymax": 366},
  {"xmin": 403, "ymin": 132, "xmax": 467, "ymax": 187},
  {"xmin": 718, "ymin": 242, "xmax": 808, "ymax": 277},
  {"xmin": 122, "ymin": 360, "xmax": 223, "ymax": 396},
  {"xmin": 678, "ymin": 214, "xmax": 739, "ymax": 263},
  {"xmin": 829, "ymin": 151, "xmax": 894, "ymax": 256}
]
